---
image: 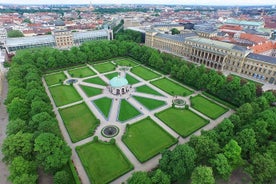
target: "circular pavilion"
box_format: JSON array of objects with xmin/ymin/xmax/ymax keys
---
[{"xmin": 109, "ymin": 76, "xmax": 130, "ymax": 95}]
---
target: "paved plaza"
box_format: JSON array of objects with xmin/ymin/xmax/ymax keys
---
[{"xmin": 43, "ymin": 61, "xmax": 234, "ymax": 184}]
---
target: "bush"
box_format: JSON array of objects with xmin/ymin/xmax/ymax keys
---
[
  {"xmin": 54, "ymin": 170, "xmax": 69, "ymax": 184},
  {"xmin": 93, "ymin": 136, "xmax": 99, "ymax": 142},
  {"xmin": 110, "ymin": 138, "xmax": 116, "ymax": 144}
]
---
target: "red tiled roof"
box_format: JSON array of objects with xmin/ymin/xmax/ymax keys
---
[
  {"xmin": 240, "ymin": 33, "xmax": 267, "ymax": 44},
  {"xmin": 250, "ymin": 41, "xmax": 276, "ymax": 54},
  {"xmin": 219, "ymin": 24, "xmax": 243, "ymax": 31}
]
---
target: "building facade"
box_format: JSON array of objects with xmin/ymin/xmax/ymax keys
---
[{"xmin": 145, "ymin": 30, "xmax": 276, "ymax": 85}]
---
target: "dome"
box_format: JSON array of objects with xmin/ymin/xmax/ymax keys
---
[{"xmin": 110, "ymin": 76, "xmax": 128, "ymax": 88}]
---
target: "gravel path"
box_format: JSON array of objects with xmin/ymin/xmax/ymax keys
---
[{"xmin": 0, "ymin": 71, "xmax": 11, "ymax": 184}]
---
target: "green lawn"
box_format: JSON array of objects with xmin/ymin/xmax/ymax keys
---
[
  {"xmin": 80, "ymin": 85, "xmax": 102, "ymax": 97},
  {"xmin": 123, "ymin": 117, "xmax": 177, "ymax": 162},
  {"xmin": 151, "ymin": 78, "xmax": 193, "ymax": 96},
  {"xmin": 68, "ymin": 67, "xmax": 96, "ymax": 78},
  {"xmin": 131, "ymin": 66, "xmax": 160, "ymax": 81},
  {"xmin": 59, "ymin": 103, "xmax": 99, "ymax": 143},
  {"xmin": 115, "ymin": 59, "xmax": 138, "ymax": 67},
  {"xmin": 76, "ymin": 141, "xmax": 133, "ymax": 184},
  {"xmin": 93, "ymin": 97, "xmax": 113, "ymax": 119},
  {"xmin": 118, "ymin": 99, "xmax": 141, "ymax": 122},
  {"xmin": 190, "ymin": 95, "xmax": 228, "ymax": 119},
  {"xmin": 83, "ymin": 77, "xmax": 106, "ymax": 86},
  {"xmin": 135, "ymin": 85, "xmax": 163, "ymax": 96},
  {"xmin": 156, "ymin": 108, "xmax": 209, "ymax": 137},
  {"xmin": 125, "ymin": 74, "xmax": 140, "ymax": 85},
  {"xmin": 105, "ymin": 72, "xmax": 119, "ymax": 80},
  {"xmin": 49, "ymin": 85, "xmax": 82, "ymax": 107},
  {"xmin": 93, "ymin": 62, "xmax": 115, "ymax": 73},
  {"xmin": 133, "ymin": 96, "xmax": 166, "ymax": 110},
  {"xmin": 44, "ymin": 72, "xmax": 67, "ymax": 86}
]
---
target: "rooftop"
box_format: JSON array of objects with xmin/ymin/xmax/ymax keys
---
[
  {"xmin": 6, "ymin": 35, "xmax": 55, "ymax": 47},
  {"xmin": 156, "ymin": 32, "xmax": 197, "ymax": 42},
  {"xmin": 247, "ymin": 53, "xmax": 276, "ymax": 65},
  {"xmin": 225, "ymin": 19, "xmax": 263, "ymax": 27}
]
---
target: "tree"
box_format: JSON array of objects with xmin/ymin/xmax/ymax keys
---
[
  {"xmin": 6, "ymin": 118, "xmax": 27, "ymax": 135},
  {"xmin": 2, "ymin": 132, "xmax": 34, "ymax": 163},
  {"xmin": 127, "ymin": 171, "xmax": 151, "ymax": 184},
  {"xmin": 7, "ymin": 30, "xmax": 24, "ymax": 37},
  {"xmin": 150, "ymin": 169, "xmax": 170, "ymax": 184},
  {"xmin": 23, "ymin": 18, "xmax": 32, "ymax": 23},
  {"xmin": 7, "ymin": 97, "xmax": 29, "ymax": 120},
  {"xmin": 215, "ymin": 119, "xmax": 234, "ymax": 146},
  {"xmin": 210, "ymin": 154, "xmax": 232, "ymax": 180},
  {"xmin": 191, "ymin": 166, "xmax": 215, "ymax": 184},
  {"xmin": 189, "ymin": 135, "xmax": 220, "ymax": 164},
  {"xmin": 171, "ymin": 28, "xmax": 180, "ymax": 35},
  {"xmin": 159, "ymin": 144, "xmax": 196, "ymax": 181},
  {"xmin": 223, "ymin": 139, "xmax": 243, "ymax": 169},
  {"xmin": 34, "ymin": 133, "xmax": 71, "ymax": 173},
  {"xmin": 235, "ymin": 128, "xmax": 256, "ymax": 158},
  {"xmin": 246, "ymin": 153, "xmax": 276, "ymax": 184},
  {"xmin": 8, "ymin": 156, "xmax": 37, "ymax": 183},
  {"xmin": 54, "ymin": 170, "xmax": 70, "ymax": 184}
]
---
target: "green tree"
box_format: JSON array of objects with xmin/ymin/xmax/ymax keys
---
[
  {"xmin": 215, "ymin": 119, "xmax": 234, "ymax": 146},
  {"xmin": 191, "ymin": 166, "xmax": 215, "ymax": 184},
  {"xmin": 210, "ymin": 153, "xmax": 232, "ymax": 180},
  {"xmin": 7, "ymin": 30, "xmax": 24, "ymax": 37},
  {"xmin": 127, "ymin": 171, "xmax": 151, "ymax": 184},
  {"xmin": 7, "ymin": 97, "xmax": 29, "ymax": 120},
  {"xmin": 235, "ymin": 128, "xmax": 256, "ymax": 158},
  {"xmin": 159, "ymin": 144, "xmax": 196, "ymax": 181},
  {"xmin": 54, "ymin": 170, "xmax": 70, "ymax": 184},
  {"xmin": 2, "ymin": 132, "xmax": 34, "ymax": 163},
  {"xmin": 171, "ymin": 28, "xmax": 180, "ymax": 35},
  {"xmin": 6, "ymin": 118, "xmax": 27, "ymax": 135},
  {"xmin": 223, "ymin": 139, "xmax": 243, "ymax": 169},
  {"xmin": 150, "ymin": 169, "xmax": 170, "ymax": 184},
  {"xmin": 34, "ymin": 133, "xmax": 71, "ymax": 173}
]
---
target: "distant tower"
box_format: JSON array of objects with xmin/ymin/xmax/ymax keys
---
[{"xmin": 89, "ymin": 1, "xmax": 94, "ymax": 10}]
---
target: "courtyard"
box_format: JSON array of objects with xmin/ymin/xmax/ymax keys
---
[{"xmin": 43, "ymin": 58, "xmax": 233, "ymax": 184}]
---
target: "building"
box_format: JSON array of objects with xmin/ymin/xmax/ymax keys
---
[
  {"xmin": 224, "ymin": 19, "xmax": 264, "ymax": 29},
  {"xmin": 109, "ymin": 74, "xmax": 130, "ymax": 95},
  {"xmin": 145, "ymin": 30, "xmax": 276, "ymax": 85},
  {"xmin": 0, "ymin": 28, "xmax": 7, "ymax": 44},
  {"xmin": 4, "ymin": 29, "xmax": 113, "ymax": 53}
]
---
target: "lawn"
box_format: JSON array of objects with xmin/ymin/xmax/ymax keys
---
[
  {"xmin": 190, "ymin": 95, "xmax": 228, "ymax": 119},
  {"xmin": 105, "ymin": 72, "xmax": 119, "ymax": 80},
  {"xmin": 83, "ymin": 77, "xmax": 106, "ymax": 86},
  {"xmin": 80, "ymin": 85, "xmax": 102, "ymax": 97},
  {"xmin": 49, "ymin": 85, "xmax": 82, "ymax": 107},
  {"xmin": 76, "ymin": 141, "xmax": 133, "ymax": 184},
  {"xmin": 93, "ymin": 97, "xmax": 113, "ymax": 119},
  {"xmin": 93, "ymin": 62, "xmax": 115, "ymax": 73},
  {"xmin": 156, "ymin": 108, "xmax": 209, "ymax": 137},
  {"xmin": 125, "ymin": 74, "xmax": 140, "ymax": 85},
  {"xmin": 135, "ymin": 85, "xmax": 163, "ymax": 96},
  {"xmin": 151, "ymin": 78, "xmax": 193, "ymax": 96},
  {"xmin": 133, "ymin": 96, "xmax": 166, "ymax": 110},
  {"xmin": 68, "ymin": 66, "xmax": 96, "ymax": 78},
  {"xmin": 123, "ymin": 117, "xmax": 177, "ymax": 162},
  {"xmin": 115, "ymin": 59, "xmax": 138, "ymax": 67},
  {"xmin": 59, "ymin": 103, "xmax": 99, "ymax": 143},
  {"xmin": 118, "ymin": 99, "xmax": 141, "ymax": 122},
  {"xmin": 131, "ymin": 66, "xmax": 160, "ymax": 81},
  {"xmin": 44, "ymin": 72, "xmax": 67, "ymax": 86}
]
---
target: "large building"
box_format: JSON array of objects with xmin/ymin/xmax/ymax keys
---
[
  {"xmin": 145, "ymin": 30, "xmax": 276, "ymax": 85},
  {"xmin": 4, "ymin": 29, "xmax": 113, "ymax": 54}
]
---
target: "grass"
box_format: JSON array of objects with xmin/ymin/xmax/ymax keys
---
[
  {"xmin": 83, "ymin": 77, "xmax": 106, "ymax": 86},
  {"xmin": 131, "ymin": 66, "xmax": 160, "ymax": 81},
  {"xmin": 80, "ymin": 85, "xmax": 102, "ymax": 97},
  {"xmin": 151, "ymin": 78, "xmax": 193, "ymax": 96},
  {"xmin": 125, "ymin": 74, "xmax": 140, "ymax": 85},
  {"xmin": 190, "ymin": 95, "xmax": 228, "ymax": 119},
  {"xmin": 133, "ymin": 96, "xmax": 166, "ymax": 110},
  {"xmin": 118, "ymin": 99, "xmax": 141, "ymax": 122},
  {"xmin": 156, "ymin": 108, "xmax": 209, "ymax": 137},
  {"xmin": 68, "ymin": 66, "xmax": 96, "ymax": 78},
  {"xmin": 123, "ymin": 117, "xmax": 177, "ymax": 162},
  {"xmin": 76, "ymin": 141, "xmax": 133, "ymax": 184},
  {"xmin": 44, "ymin": 72, "xmax": 67, "ymax": 86},
  {"xmin": 49, "ymin": 85, "xmax": 82, "ymax": 107},
  {"xmin": 59, "ymin": 103, "xmax": 99, "ymax": 143},
  {"xmin": 115, "ymin": 59, "xmax": 138, "ymax": 67},
  {"xmin": 93, "ymin": 97, "xmax": 113, "ymax": 119},
  {"xmin": 93, "ymin": 62, "xmax": 116, "ymax": 73},
  {"xmin": 105, "ymin": 72, "xmax": 119, "ymax": 80},
  {"xmin": 135, "ymin": 85, "xmax": 163, "ymax": 96}
]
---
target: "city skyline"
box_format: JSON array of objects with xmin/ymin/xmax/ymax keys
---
[{"xmin": 0, "ymin": 0, "xmax": 274, "ymax": 5}]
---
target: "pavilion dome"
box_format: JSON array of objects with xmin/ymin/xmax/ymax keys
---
[{"xmin": 110, "ymin": 76, "xmax": 128, "ymax": 88}]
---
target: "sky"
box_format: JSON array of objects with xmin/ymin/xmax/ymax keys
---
[{"xmin": 0, "ymin": 0, "xmax": 274, "ymax": 5}]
